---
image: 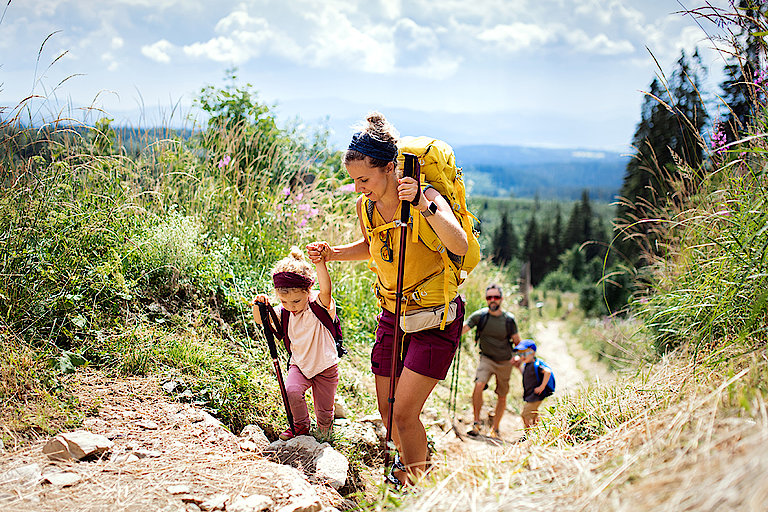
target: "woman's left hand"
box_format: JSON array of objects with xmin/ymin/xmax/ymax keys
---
[{"xmin": 397, "ymin": 177, "xmax": 422, "ymax": 206}]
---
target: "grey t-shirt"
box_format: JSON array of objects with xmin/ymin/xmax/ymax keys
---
[{"xmin": 465, "ymin": 308, "xmax": 518, "ymax": 362}]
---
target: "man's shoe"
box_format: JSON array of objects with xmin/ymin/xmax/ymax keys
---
[
  {"xmin": 467, "ymin": 421, "xmax": 482, "ymax": 436},
  {"xmin": 279, "ymin": 424, "xmax": 310, "ymax": 441}
]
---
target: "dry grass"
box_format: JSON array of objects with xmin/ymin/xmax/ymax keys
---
[
  {"xmin": 390, "ymin": 355, "xmax": 768, "ymax": 511},
  {"xmin": 0, "ymin": 371, "xmax": 344, "ymax": 512}
]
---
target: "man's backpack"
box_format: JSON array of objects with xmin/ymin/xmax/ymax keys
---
[
  {"xmin": 533, "ymin": 359, "xmax": 556, "ymax": 397},
  {"xmin": 361, "ymin": 136, "xmax": 481, "ymax": 328},
  {"xmin": 278, "ymin": 300, "xmax": 346, "ymax": 358},
  {"xmin": 475, "ymin": 310, "xmax": 517, "ymax": 343}
]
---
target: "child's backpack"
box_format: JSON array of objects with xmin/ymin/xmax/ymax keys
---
[
  {"xmin": 534, "ymin": 359, "xmax": 556, "ymax": 397},
  {"xmin": 279, "ymin": 300, "xmax": 346, "ymax": 358},
  {"xmin": 361, "ymin": 136, "xmax": 481, "ymax": 328}
]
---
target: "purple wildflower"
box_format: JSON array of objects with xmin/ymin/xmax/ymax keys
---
[
  {"xmin": 282, "ymin": 186, "xmax": 291, "ymax": 198},
  {"xmin": 711, "ymin": 125, "xmax": 727, "ymax": 154},
  {"xmin": 754, "ymin": 68, "xmax": 768, "ymax": 87},
  {"xmin": 339, "ymin": 183, "xmax": 356, "ymax": 193},
  {"xmin": 217, "ymin": 155, "xmax": 231, "ymax": 169}
]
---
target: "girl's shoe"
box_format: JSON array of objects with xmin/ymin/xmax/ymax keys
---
[{"xmin": 279, "ymin": 424, "xmax": 310, "ymax": 441}]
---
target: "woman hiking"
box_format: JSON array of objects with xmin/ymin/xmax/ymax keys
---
[{"xmin": 308, "ymin": 112, "xmax": 468, "ymax": 486}]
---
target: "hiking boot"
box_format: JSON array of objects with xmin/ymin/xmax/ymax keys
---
[
  {"xmin": 467, "ymin": 421, "xmax": 482, "ymax": 437},
  {"xmin": 490, "ymin": 428, "xmax": 501, "ymax": 439},
  {"xmin": 279, "ymin": 424, "xmax": 310, "ymax": 441}
]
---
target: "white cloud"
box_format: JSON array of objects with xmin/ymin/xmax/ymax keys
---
[
  {"xmin": 477, "ymin": 23, "xmax": 554, "ymax": 52},
  {"xmin": 111, "ymin": 36, "xmax": 124, "ymax": 49},
  {"xmin": 184, "ymin": 37, "xmax": 246, "ymax": 63},
  {"xmin": 141, "ymin": 39, "xmax": 175, "ymax": 63},
  {"xmin": 566, "ymin": 30, "xmax": 634, "ymax": 55}
]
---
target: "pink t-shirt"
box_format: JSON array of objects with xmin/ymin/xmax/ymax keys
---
[{"xmin": 283, "ymin": 290, "xmax": 339, "ymax": 379}]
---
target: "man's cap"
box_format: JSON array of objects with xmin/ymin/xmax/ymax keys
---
[{"xmin": 514, "ymin": 339, "xmax": 536, "ymax": 352}]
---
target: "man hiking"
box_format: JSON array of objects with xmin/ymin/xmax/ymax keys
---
[{"xmin": 461, "ymin": 284, "xmax": 521, "ymax": 438}]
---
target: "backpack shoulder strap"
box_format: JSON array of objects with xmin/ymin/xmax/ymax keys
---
[
  {"xmin": 308, "ymin": 300, "xmax": 339, "ymax": 341},
  {"xmin": 308, "ymin": 300, "xmax": 347, "ymax": 357},
  {"xmin": 474, "ymin": 310, "xmax": 490, "ymax": 341},
  {"xmin": 504, "ymin": 313, "xmax": 517, "ymax": 342},
  {"xmin": 280, "ymin": 307, "xmax": 291, "ymax": 354}
]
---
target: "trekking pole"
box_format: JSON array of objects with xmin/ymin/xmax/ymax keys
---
[
  {"xmin": 257, "ymin": 302, "xmax": 296, "ymax": 438},
  {"xmin": 384, "ymin": 153, "xmax": 419, "ymax": 479}
]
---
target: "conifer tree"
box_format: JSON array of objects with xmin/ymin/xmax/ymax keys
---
[
  {"xmin": 491, "ymin": 209, "xmax": 516, "ymax": 266},
  {"xmin": 616, "ymin": 49, "xmax": 709, "ymax": 265}
]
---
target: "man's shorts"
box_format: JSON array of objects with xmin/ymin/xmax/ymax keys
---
[
  {"xmin": 474, "ymin": 355, "xmax": 513, "ymax": 396},
  {"xmin": 371, "ymin": 298, "xmax": 465, "ymax": 381}
]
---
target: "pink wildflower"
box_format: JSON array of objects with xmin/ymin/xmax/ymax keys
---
[
  {"xmin": 339, "ymin": 183, "xmax": 356, "ymax": 193},
  {"xmin": 282, "ymin": 186, "xmax": 291, "ymax": 197},
  {"xmin": 217, "ymin": 155, "xmax": 231, "ymax": 169}
]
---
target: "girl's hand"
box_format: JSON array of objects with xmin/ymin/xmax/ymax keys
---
[
  {"xmin": 306, "ymin": 241, "xmax": 331, "ymax": 263},
  {"xmin": 252, "ymin": 294, "xmax": 270, "ymax": 305}
]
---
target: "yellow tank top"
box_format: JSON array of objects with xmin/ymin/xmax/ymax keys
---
[{"xmin": 367, "ymin": 202, "xmax": 458, "ymax": 313}]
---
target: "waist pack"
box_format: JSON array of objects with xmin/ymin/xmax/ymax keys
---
[{"xmin": 399, "ymin": 298, "xmax": 459, "ymax": 333}]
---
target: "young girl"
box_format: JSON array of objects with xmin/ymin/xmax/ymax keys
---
[{"xmin": 252, "ymin": 244, "xmax": 339, "ymax": 440}]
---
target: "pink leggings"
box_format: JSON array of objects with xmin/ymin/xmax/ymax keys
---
[{"xmin": 284, "ymin": 363, "xmax": 339, "ymax": 431}]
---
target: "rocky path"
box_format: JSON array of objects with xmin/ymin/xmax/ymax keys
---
[
  {"xmin": 427, "ymin": 320, "xmax": 611, "ymax": 469},
  {"xmin": 0, "ymin": 374, "xmax": 346, "ymax": 512},
  {"xmin": 0, "ymin": 321, "xmax": 610, "ymax": 510}
]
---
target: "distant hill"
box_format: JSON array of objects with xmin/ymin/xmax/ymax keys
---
[{"xmin": 455, "ymin": 144, "xmax": 630, "ymax": 201}]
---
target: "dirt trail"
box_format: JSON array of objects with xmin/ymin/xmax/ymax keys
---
[{"xmin": 428, "ymin": 319, "xmax": 611, "ymax": 464}]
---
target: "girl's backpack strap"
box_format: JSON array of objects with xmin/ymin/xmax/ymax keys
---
[
  {"xmin": 308, "ymin": 300, "xmax": 347, "ymax": 357},
  {"xmin": 280, "ymin": 307, "xmax": 292, "ymax": 355}
]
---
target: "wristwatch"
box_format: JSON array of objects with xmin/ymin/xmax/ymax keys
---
[{"xmin": 421, "ymin": 201, "xmax": 438, "ymax": 218}]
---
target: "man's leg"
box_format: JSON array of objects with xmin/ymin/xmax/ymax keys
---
[
  {"xmin": 472, "ymin": 380, "xmax": 486, "ymax": 424},
  {"xmin": 491, "ymin": 362, "xmax": 513, "ymax": 433}
]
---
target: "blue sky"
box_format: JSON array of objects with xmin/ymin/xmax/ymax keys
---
[{"xmin": 2, "ymin": 0, "xmax": 732, "ymax": 152}]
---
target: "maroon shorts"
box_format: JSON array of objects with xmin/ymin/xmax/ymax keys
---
[{"xmin": 371, "ymin": 297, "xmax": 465, "ymax": 380}]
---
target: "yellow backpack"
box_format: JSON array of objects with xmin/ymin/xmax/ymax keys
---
[{"xmin": 361, "ymin": 136, "xmax": 481, "ymax": 328}]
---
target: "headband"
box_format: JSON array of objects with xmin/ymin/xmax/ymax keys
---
[
  {"xmin": 273, "ymin": 271, "xmax": 314, "ymax": 290},
  {"xmin": 347, "ymin": 131, "xmax": 398, "ymax": 162}
]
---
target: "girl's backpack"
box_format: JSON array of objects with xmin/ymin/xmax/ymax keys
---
[{"xmin": 278, "ymin": 300, "xmax": 346, "ymax": 358}]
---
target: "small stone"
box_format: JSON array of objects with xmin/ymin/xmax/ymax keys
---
[
  {"xmin": 200, "ymin": 493, "xmax": 228, "ymax": 511},
  {"xmin": 162, "ymin": 380, "xmax": 179, "ymax": 393},
  {"xmin": 167, "ymin": 484, "xmax": 191, "ymax": 494},
  {"xmin": 0, "ymin": 464, "xmax": 41, "ymax": 485},
  {"xmin": 276, "ymin": 496, "xmax": 323, "ymax": 512},
  {"xmin": 43, "ymin": 431, "xmax": 113, "ymax": 461},
  {"xmin": 333, "ymin": 396, "xmax": 347, "ymax": 419},
  {"xmin": 314, "ymin": 446, "xmax": 348, "ymax": 490},
  {"xmin": 137, "ymin": 420, "xmax": 159, "ymax": 430},
  {"xmin": 228, "ymin": 494, "xmax": 273, "ymax": 512},
  {"xmin": 111, "ymin": 453, "xmax": 141, "ymax": 464},
  {"xmin": 43, "ymin": 471, "xmax": 81, "ymax": 487},
  {"xmin": 133, "ymin": 449, "xmax": 162, "ymax": 458}
]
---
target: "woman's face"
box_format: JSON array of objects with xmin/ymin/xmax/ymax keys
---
[
  {"xmin": 345, "ymin": 159, "xmax": 393, "ymax": 203},
  {"xmin": 276, "ymin": 288, "xmax": 310, "ymax": 314}
]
